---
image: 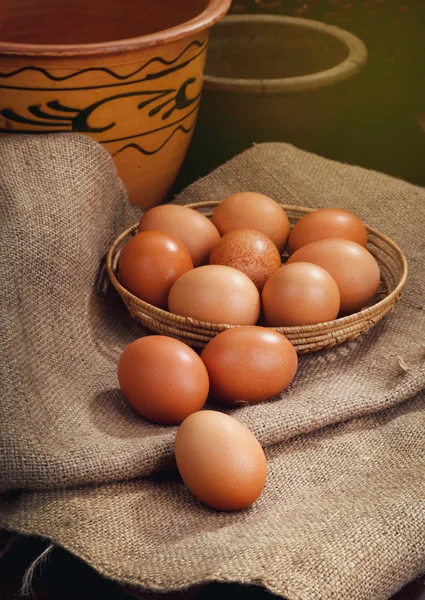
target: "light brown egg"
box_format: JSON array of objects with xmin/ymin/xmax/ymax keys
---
[
  {"xmin": 175, "ymin": 410, "xmax": 267, "ymax": 511},
  {"xmin": 287, "ymin": 208, "xmax": 368, "ymax": 254},
  {"xmin": 118, "ymin": 336, "xmax": 209, "ymax": 425},
  {"xmin": 262, "ymin": 262, "xmax": 341, "ymax": 326},
  {"xmin": 138, "ymin": 204, "xmax": 220, "ymax": 267},
  {"xmin": 209, "ymin": 229, "xmax": 282, "ymax": 291},
  {"xmin": 200, "ymin": 326, "xmax": 298, "ymax": 405},
  {"xmin": 118, "ymin": 230, "xmax": 193, "ymax": 309},
  {"xmin": 286, "ymin": 239, "xmax": 381, "ymax": 314},
  {"xmin": 168, "ymin": 265, "xmax": 261, "ymax": 325},
  {"xmin": 212, "ymin": 192, "xmax": 290, "ymax": 251}
]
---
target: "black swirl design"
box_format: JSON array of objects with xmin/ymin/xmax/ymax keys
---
[
  {"xmin": 112, "ymin": 122, "xmax": 196, "ymax": 157},
  {"xmin": 101, "ymin": 102, "xmax": 200, "ymax": 145},
  {"xmin": 0, "ymin": 39, "xmax": 206, "ymax": 82},
  {"xmin": 0, "ymin": 78, "xmax": 200, "ymax": 136}
]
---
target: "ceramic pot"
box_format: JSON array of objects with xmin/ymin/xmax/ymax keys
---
[
  {"xmin": 0, "ymin": 0, "xmax": 231, "ymax": 208},
  {"xmin": 187, "ymin": 15, "xmax": 367, "ymax": 177}
]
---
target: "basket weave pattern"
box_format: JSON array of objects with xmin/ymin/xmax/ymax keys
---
[{"xmin": 106, "ymin": 202, "xmax": 408, "ymax": 354}]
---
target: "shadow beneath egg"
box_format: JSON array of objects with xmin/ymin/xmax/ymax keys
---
[{"xmin": 89, "ymin": 388, "xmax": 173, "ymax": 439}]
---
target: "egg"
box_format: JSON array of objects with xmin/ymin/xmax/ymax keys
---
[
  {"xmin": 212, "ymin": 192, "xmax": 290, "ymax": 251},
  {"xmin": 138, "ymin": 204, "xmax": 220, "ymax": 267},
  {"xmin": 209, "ymin": 229, "xmax": 282, "ymax": 291},
  {"xmin": 287, "ymin": 208, "xmax": 368, "ymax": 254},
  {"xmin": 168, "ymin": 265, "xmax": 261, "ymax": 325},
  {"xmin": 200, "ymin": 326, "xmax": 298, "ymax": 405},
  {"xmin": 262, "ymin": 262, "xmax": 341, "ymax": 326},
  {"xmin": 118, "ymin": 336, "xmax": 209, "ymax": 425},
  {"xmin": 175, "ymin": 410, "xmax": 267, "ymax": 510},
  {"xmin": 286, "ymin": 239, "xmax": 381, "ymax": 314},
  {"xmin": 118, "ymin": 230, "xmax": 193, "ymax": 309}
]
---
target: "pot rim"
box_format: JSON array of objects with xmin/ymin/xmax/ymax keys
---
[
  {"xmin": 203, "ymin": 15, "xmax": 368, "ymax": 96},
  {"xmin": 0, "ymin": 0, "xmax": 231, "ymax": 57}
]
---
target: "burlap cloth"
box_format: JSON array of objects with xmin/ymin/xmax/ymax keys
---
[{"xmin": 0, "ymin": 134, "xmax": 424, "ymax": 600}]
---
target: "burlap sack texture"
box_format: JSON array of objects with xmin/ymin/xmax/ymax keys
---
[{"xmin": 0, "ymin": 134, "xmax": 424, "ymax": 599}]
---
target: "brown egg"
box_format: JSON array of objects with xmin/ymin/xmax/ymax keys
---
[
  {"xmin": 201, "ymin": 326, "xmax": 298, "ymax": 405},
  {"xmin": 118, "ymin": 336, "xmax": 209, "ymax": 425},
  {"xmin": 287, "ymin": 208, "xmax": 368, "ymax": 254},
  {"xmin": 168, "ymin": 265, "xmax": 261, "ymax": 325},
  {"xmin": 212, "ymin": 192, "xmax": 290, "ymax": 251},
  {"xmin": 175, "ymin": 410, "xmax": 267, "ymax": 511},
  {"xmin": 209, "ymin": 229, "xmax": 282, "ymax": 291},
  {"xmin": 286, "ymin": 239, "xmax": 381, "ymax": 314},
  {"xmin": 262, "ymin": 262, "xmax": 341, "ymax": 326},
  {"xmin": 138, "ymin": 204, "xmax": 220, "ymax": 267},
  {"xmin": 118, "ymin": 230, "xmax": 193, "ymax": 309}
]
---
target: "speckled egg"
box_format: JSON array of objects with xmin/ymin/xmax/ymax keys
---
[{"xmin": 209, "ymin": 229, "xmax": 282, "ymax": 291}]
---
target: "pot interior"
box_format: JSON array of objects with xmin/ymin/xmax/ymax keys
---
[
  {"xmin": 0, "ymin": 0, "xmax": 210, "ymax": 46},
  {"xmin": 206, "ymin": 19, "xmax": 350, "ymax": 79}
]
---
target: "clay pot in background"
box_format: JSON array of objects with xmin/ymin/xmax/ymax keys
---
[
  {"xmin": 227, "ymin": 1, "xmax": 425, "ymax": 108},
  {"xmin": 0, "ymin": 0, "xmax": 231, "ymax": 209},
  {"xmin": 184, "ymin": 15, "xmax": 367, "ymax": 178}
]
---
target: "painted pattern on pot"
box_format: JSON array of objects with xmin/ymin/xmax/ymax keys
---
[{"xmin": 0, "ymin": 36, "xmax": 207, "ymax": 208}]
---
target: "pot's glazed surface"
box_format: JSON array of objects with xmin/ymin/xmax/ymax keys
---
[{"xmin": 0, "ymin": 0, "xmax": 231, "ymax": 208}]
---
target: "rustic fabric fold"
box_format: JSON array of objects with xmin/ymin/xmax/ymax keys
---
[{"xmin": 0, "ymin": 134, "xmax": 424, "ymax": 600}]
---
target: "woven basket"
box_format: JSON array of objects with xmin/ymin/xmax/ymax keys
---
[{"xmin": 106, "ymin": 202, "xmax": 408, "ymax": 354}]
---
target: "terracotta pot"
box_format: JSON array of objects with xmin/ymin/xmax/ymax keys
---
[
  {"xmin": 0, "ymin": 0, "xmax": 231, "ymax": 209},
  {"xmin": 188, "ymin": 15, "xmax": 367, "ymax": 175}
]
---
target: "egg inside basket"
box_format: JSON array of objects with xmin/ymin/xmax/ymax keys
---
[{"xmin": 106, "ymin": 201, "xmax": 407, "ymax": 354}]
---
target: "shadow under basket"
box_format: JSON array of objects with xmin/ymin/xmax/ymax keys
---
[{"xmin": 106, "ymin": 201, "xmax": 408, "ymax": 354}]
